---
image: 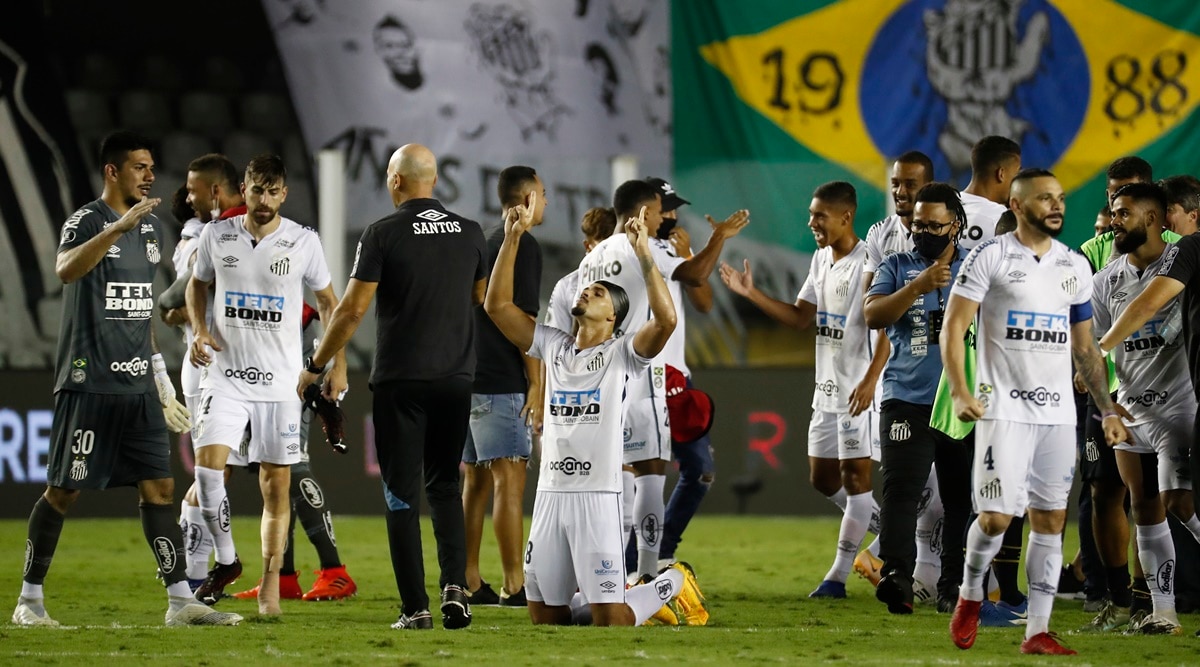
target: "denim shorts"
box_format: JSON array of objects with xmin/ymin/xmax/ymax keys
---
[{"xmin": 463, "ymin": 393, "xmax": 532, "ymax": 464}]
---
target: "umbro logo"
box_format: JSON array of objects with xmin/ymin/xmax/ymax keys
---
[
  {"xmin": 1007, "ymin": 271, "xmax": 1026, "ymax": 280},
  {"xmin": 1113, "ymin": 291, "xmax": 1127, "ymax": 301},
  {"xmin": 222, "ymin": 255, "xmax": 239, "ymax": 267},
  {"xmin": 599, "ymin": 580, "xmax": 617, "ymax": 590},
  {"xmin": 416, "ymin": 209, "xmax": 448, "ymax": 222}
]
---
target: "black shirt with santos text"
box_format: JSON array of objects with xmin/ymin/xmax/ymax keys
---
[{"xmin": 351, "ymin": 198, "xmax": 488, "ymax": 386}]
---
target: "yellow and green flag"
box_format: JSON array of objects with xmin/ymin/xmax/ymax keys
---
[{"xmin": 675, "ymin": 0, "xmax": 1200, "ymax": 251}]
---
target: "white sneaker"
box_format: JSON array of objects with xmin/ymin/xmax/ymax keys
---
[
  {"xmin": 912, "ymin": 578, "xmax": 936, "ymax": 605},
  {"xmin": 165, "ymin": 600, "xmax": 243, "ymax": 626},
  {"xmin": 12, "ymin": 598, "xmax": 59, "ymax": 626}
]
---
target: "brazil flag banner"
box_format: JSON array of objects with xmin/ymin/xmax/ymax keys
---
[{"xmin": 674, "ymin": 1, "xmax": 1200, "ymax": 253}]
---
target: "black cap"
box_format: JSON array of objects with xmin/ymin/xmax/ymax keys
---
[{"xmin": 645, "ymin": 177, "xmax": 690, "ymax": 212}]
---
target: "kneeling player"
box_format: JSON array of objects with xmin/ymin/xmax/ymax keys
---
[{"xmin": 485, "ymin": 196, "xmax": 704, "ymax": 626}]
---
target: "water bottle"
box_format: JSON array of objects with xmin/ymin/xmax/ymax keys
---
[{"xmin": 1159, "ymin": 298, "xmax": 1184, "ymax": 344}]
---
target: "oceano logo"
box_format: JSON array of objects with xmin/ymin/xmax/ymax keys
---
[
  {"xmin": 226, "ymin": 367, "xmax": 274, "ymax": 384},
  {"xmin": 548, "ymin": 457, "xmax": 591, "ymax": 475},
  {"xmin": 110, "ymin": 357, "xmax": 150, "ymax": 376},
  {"xmin": 1010, "ymin": 386, "xmax": 1060, "ymax": 406}
]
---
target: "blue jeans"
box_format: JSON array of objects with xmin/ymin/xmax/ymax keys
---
[{"xmin": 463, "ymin": 393, "xmax": 532, "ymax": 464}]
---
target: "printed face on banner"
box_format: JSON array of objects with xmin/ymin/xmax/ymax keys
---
[{"xmin": 264, "ymin": 0, "xmax": 671, "ymax": 247}]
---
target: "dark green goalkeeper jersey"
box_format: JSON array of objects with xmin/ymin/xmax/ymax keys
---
[{"xmin": 54, "ymin": 199, "xmax": 164, "ymax": 394}]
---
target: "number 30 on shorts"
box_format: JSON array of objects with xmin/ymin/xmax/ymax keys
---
[{"xmin": 72, "ymin": 429, "xmax": 95, "ymax": 455}]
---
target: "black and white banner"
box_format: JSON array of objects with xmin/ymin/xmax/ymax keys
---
[
  {"xmin": 0, "ymin": 3, "xmax": 94, "ymax": 369},
  {"xmin": 263, "ymin": 0, "xmax": 672, "ymax": 243}
]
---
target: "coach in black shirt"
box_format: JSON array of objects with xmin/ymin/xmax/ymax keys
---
[{"xmin": 299, "ymin": 143, "xmax": 488, "ymax": 631}]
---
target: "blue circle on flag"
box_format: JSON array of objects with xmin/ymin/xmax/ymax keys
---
[{"xmin": 861, "ymin": 0, "xmax": 1088, "ymax": 185}]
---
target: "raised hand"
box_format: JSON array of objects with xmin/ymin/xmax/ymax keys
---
[
  {"xmin": 113, "ymin": 196, "xmax": 161, "ymax": 233},
  {"xmin": 504, "ymin": 190, "xmax": 536, "ymax": 236},
  {"xmin": 718, "ymin": 259, "xmax": 755, "ymax": 297},
  {"xmin": 668, "ymin": 226, "xmax": 692, "ymax": 258},
  {"xmin": 625, "ymin": 205, "xmax": 649, "ymax": 250},
  {"xmin": 706, "ymin": 209, "xmax": 750, "ymax": 241}
]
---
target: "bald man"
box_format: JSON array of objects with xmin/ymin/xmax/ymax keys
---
[{"xmin": 299, "ymin": 144, "xmax": 489, "ymax": 630}]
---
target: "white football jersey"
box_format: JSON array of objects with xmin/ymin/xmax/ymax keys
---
[
  {"xmin": 951, "ymin": 233, "xmax": 1092, "ymax": 424},
  {"xmin": 797, "ymin": 241, "xmax": 876, "ymax": 413},
  {"xmin": 1091, "ymin": 245, "xmax": 1193, "ymax": 424},
  {"xmin": 958, "ymin": 191, "xmax": 1005, "ymax": 250},
  {"xmin": 173, "ymin": 219, "xmax": 208, "ymax": 397},
  {"xmin": 545, "ymin": 267, "xmax": 579, "ymax": 334},
  {"xmin": 193, "ymin": 215, "xmax": 332, "ymax": 402},
  {"xmin": 649, "ymin": 239, "xmax": 689, "ymax": 375},
  {"xmin": 863, "ymin": 214, "xmax": 912, "ymax": 276},
  {"xmin": 529, "ymin": 324, "xmax": 650, "ymax": 492}
]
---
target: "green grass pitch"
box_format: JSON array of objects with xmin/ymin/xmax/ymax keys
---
[{"xmin": 0, "ymin": 513, "xmax": 1196, "ymax": 665}]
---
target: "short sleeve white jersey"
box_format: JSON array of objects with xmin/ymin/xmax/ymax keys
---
[
  {"xmin": 950, "ymin": 233, "xmax": 1092, "ymax": 424},
  {"xmin": 545, "ymin": 267, "xmax": 579, "ymax": 333},
  {"xmin": 1091, "ymin": 245, "xmax": 1193, "ymax": 424},
  {"xmin": 649, "ymin": 238, "xmax": 689, "ymax": 375},
  {"xmin": 958, "ymin": 191, "xmax": 1005, "ymax": 250},
  {"xmin": 863, "ymin": 214, "xmax": 912, "ymax": 276},
  {"xmin": 797, "ymin": 241, "xmax": 875, "ymax": 412},
  {"xmin": 528, "ymin": 324, "xmax": 650, "ymax": 492},
  {"xmin": 193, "ymin": 216, "xmax": 332, "ymax": 401}
]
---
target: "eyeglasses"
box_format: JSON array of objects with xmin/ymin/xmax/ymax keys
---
[{"xmin": 911, "ymin": 221, "xmax": 955, "ymax": 234}]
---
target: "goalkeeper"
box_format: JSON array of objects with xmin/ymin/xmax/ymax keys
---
[{"xmin": 13, "ymin": 130, "xmax": 241, "ymax": 628}]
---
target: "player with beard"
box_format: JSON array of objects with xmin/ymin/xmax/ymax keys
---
[
  {"xmin": 187, "ymin": 154, "xmax": 348, "ymax": 615},
  {"xmin": 944, "ymin": 168, "xmax": 1130, "ymax": 655},
  {"xmin": 1076, "ymin": 156, "xmax": 1180, "ymax": 630},
  {"xmin": 1089, "ymin": 182, "xmax": 1200, "ymax": 636}
]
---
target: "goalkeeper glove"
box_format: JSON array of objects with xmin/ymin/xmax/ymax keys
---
[{"xmin": 152, "ymin": 353, "xmax": 192, "ymax": 434}]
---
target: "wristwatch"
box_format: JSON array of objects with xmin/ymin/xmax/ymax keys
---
[{"xmin": 305, "ymin": 356, "xmax": 325, "ymax": 374}]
